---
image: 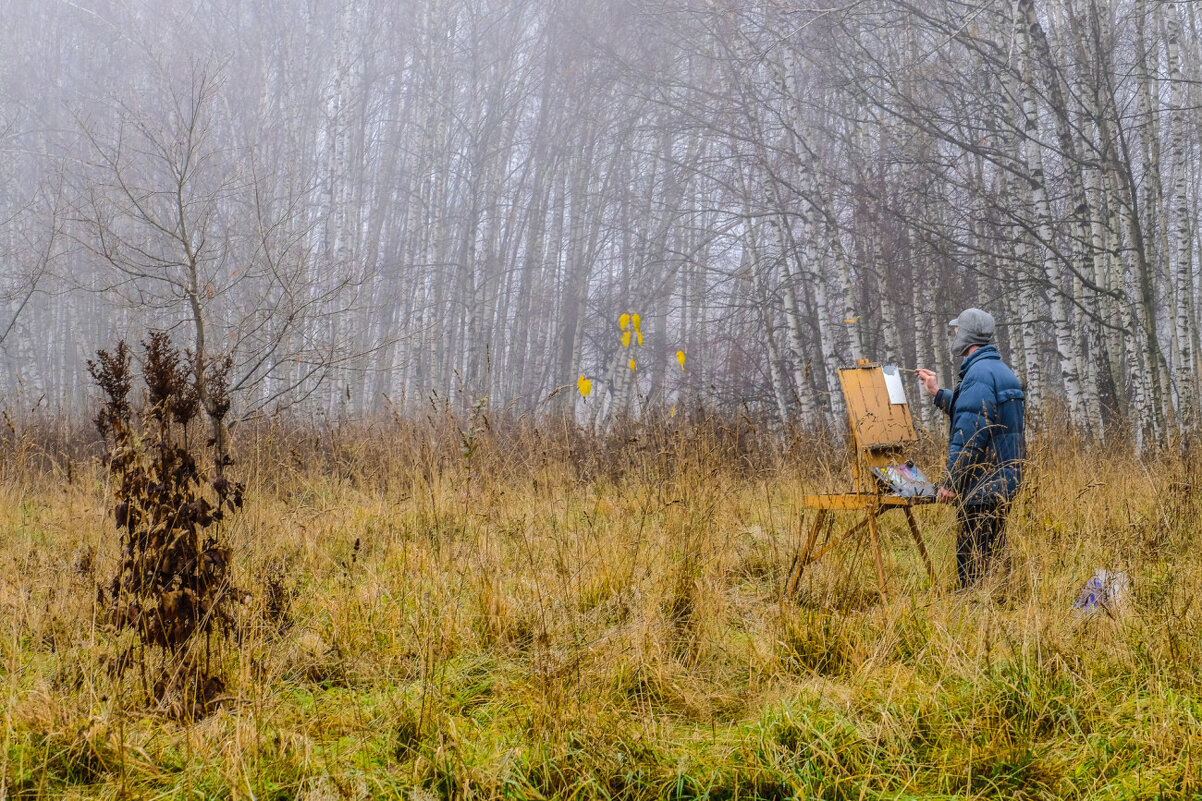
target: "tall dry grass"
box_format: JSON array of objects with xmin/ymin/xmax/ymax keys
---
[{"xmin": 1, "ymin": 408, "xmax": 1201, "ymax": 799}]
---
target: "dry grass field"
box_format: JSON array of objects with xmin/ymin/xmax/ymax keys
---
[{"xmin": 2, "ymin": 411, "xmax": 1201, "ymax": 799}]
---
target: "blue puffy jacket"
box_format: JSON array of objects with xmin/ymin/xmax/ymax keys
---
[{"xmin": 933, "ymin": 345, "xmax": 1025, "ymax": 506}]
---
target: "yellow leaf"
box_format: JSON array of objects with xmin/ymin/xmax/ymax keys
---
[
  {"xmin": 577, "ymin": 375, "xmax": 592, "ymax": 398},
  {"xmin": 671, "ymin": 404, "xmax": 676, "ymax": 417},
  {"xmin": 676, "ymin": 350, "xmax": 686, "ymax": 369},
  {"xmin": 632, "ymin": 313, "xmax": 641, "ymax": 332},
  {"xmin": 844, "ymin": 316, "xmax": 860, "ymax": 324},
  {"xmin": 628, "ymin": 358, "xmax": 636, "ymax": 371},
  {"xmin": 621, "ymin": 331, "xmax": 632, "ymax": 348},
  {"xmin": 619, "ymin": 313, "xmax": 630, "ymax": 331},
  {"xmin": 636, "ymin": 331, "xmax": 643, "ymax": 346}
]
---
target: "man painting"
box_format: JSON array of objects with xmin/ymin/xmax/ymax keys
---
[{"xmin": 916, "ymin": 308, "xmax": 1025, "ymax": 589}]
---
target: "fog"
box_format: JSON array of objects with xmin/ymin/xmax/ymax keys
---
[{"xmin": 1, "ymin": 0, "xmax": 1199, "ymax": 444}]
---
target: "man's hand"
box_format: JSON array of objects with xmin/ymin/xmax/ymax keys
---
[
  {"xmin": 916, "ymin": 368, "xmax": 940, "ymax": 397},
  {"xmin": 937, "ymin": 486, "xmax": 957, "ymax": 504}
]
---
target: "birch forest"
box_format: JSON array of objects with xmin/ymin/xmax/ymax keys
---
[{"xmin": 2, "ymin": 0, "xmax": 1200, "ymax": 446}]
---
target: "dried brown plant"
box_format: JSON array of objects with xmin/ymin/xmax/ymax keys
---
[{"xmin": 88, "ymin": 332, "xmax": 244, "ymax": 719}]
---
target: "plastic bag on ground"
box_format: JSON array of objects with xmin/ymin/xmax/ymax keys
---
[{"xmin": 1073, "ymin": 569, "xmax": 1130, "ymax": 617}]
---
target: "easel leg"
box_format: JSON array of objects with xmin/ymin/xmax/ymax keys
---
[
  {"xmin": 784, "ymin": 510, "xmax": 826, "ymax": 600},
  {"xmin": 866, "ymin": 511, "xmax": 888, "ymax": 600},
  {"xmin": 903, "ymin": 507, "xmax": 937, "ymax": 586}
]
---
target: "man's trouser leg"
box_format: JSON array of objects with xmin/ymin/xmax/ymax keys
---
[{"xmin": 956, "ymin": 503, "xmax": 1006, "ymax": 588}]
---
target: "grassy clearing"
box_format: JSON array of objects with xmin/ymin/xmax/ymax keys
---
[{"xmin": 1, "ymin": 414, "xmax": 1201, "ymax": 799}]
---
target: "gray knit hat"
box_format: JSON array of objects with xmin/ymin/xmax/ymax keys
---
[{"xmin": 949, "ymin": 308, "xmax": 994, "ymax": 357}]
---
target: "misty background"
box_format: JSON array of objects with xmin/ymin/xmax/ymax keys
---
[{"xmin": 0, "ymin": 0, "xmax": 1199, "ymax": 446}]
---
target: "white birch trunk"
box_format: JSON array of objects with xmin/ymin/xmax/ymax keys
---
[
  {"xmin": 773, "ymin": 220, "xmax": 819, "ymax": 428},
  {"xmin": 1165, "ymin": 4, "xmax": 1197, "ymax": 428},
  {"xmin": 1014, "ymin": 0, "xmax": 1087, "ymax": 426}
]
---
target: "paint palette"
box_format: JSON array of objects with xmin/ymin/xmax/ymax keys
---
[{"xmin": 870, "ymin": 461, "xmax": 936, "ymax": 498}]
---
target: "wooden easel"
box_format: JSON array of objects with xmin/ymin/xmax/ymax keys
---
[{"xmin": 783, "ymin": 359, "xmax": 937, "ymax": 601}]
